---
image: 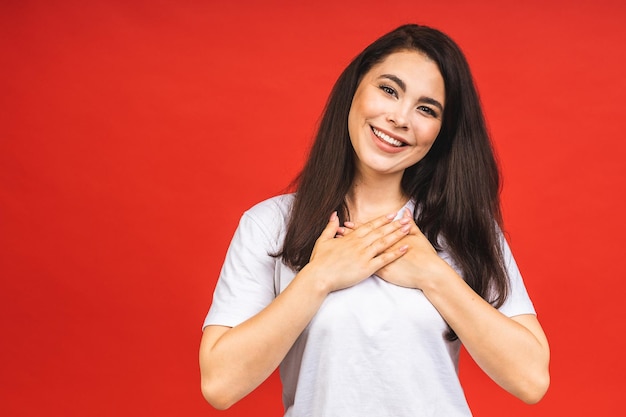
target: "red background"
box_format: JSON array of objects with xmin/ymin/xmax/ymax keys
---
[{"xmin": 1, "ymin": 0, "xmax": 624, "ymax": 416}]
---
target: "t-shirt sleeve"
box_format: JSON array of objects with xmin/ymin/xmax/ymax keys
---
[
  {"xmin": 202, "ymin": 207, "xmax": 281, "ymax": 329},
  {"xmin": 497, "ymin": 234, "xmax": 536, "ymax": 317}
]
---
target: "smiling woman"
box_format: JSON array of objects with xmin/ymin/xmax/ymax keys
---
[
  {"xmin": 348, "ymin": 51, "xmax": 445, "ymax": 182},
  {"xmin": 199, "ymin": 24, "xmax": 549, "ymax": 416}
]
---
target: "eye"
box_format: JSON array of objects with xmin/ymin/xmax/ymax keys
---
[
  {"xmin": 379, "ymin": 84, "xmax": 397, "ymax": 97},
  {"xmin": 417, "ymin": 105, "xmax": 438, "ymax": 118}
]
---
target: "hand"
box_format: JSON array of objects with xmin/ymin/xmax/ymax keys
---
[
  {"xmin": 307, "ymin": 211, "xmax": 411, "ymax": 293},
  {"xmin": 342, "ymin": 209, "xmax": 453, "ymax": 289}
]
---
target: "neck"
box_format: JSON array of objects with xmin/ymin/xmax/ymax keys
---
[{"xmin": 346, "ymin": 172, "xmax": 408, "ymax": 224}]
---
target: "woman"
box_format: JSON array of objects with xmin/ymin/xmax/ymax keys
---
[{"xmin": 199, "ymin": 24, "xmax": 550, "ymax": 416}]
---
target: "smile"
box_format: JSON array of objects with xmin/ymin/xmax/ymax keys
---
[{"xmin": 371, "ymin": 127, "xmax": 405, "ymax": 147}]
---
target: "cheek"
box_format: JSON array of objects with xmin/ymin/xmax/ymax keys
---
[
  {"xmin": 412, "ymin": 122, "xmax": 442, "ymax": 147},
  {"xmin": 350, "ymin": 88, "xmax": 386, "ymax": 120},
  {"xmin": 426, "ymin": 119, "xmax": 443, "ymax": 140},
  {"xmin": 428, "ymin": 126, "xmax": 442, "ymax": 144},
  {"xmin": 347, "ymin": 96, "xmax": 371, "ymax": 139}
]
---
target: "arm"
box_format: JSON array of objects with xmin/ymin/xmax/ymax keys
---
[
  {"xmin": 355, "ymin": 210, "xmax": 550, "ymax": 403},
  {"xmin": 200, "ymin": 212, "xmax": 412, "ymax": 409},
  {"xmin": 421, "ymin": 272, "xmax": 549, "ymax": 404},
  {"xmin": 199, "ymin": 265, "xmax": 329, "ymax": 410}
]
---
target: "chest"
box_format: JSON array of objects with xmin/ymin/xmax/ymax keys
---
[
  {"xmin": 309, "ymin": 276, "xmax": 448, "ymax": 343},
  {"xmin": 276, "ymin": 261, "xmax": 449, "ymax": 344}
]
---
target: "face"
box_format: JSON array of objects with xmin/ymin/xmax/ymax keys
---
[{"xmin": 347, "ymin": 50, "xmax": 445, "ymax": 181}]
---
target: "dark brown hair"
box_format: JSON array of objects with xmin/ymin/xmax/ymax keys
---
[{"xmin": 280, "ymin": 24, "xmax": 508, "ymax": 339}]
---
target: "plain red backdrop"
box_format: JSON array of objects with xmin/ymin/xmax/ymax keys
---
[{"xmin": 1, "ymin": 0, "xmax": 625, "ymax": 415}]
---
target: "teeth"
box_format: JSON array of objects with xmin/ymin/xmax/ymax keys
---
[{"xmin": 372, "ymin": 127, "xmax": 403, "ymax": 147}]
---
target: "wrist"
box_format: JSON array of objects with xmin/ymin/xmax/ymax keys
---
[
  {"xmin": 297, "ymin": 263, "xmax": 333, "ymax": 297},
  {"xmin": 420, "ymin": 260, "xmax": 460, "ymax": 298}
]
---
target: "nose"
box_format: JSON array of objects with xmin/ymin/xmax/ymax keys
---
[{"xmin": 386, "ymin": 103, "xmax": 409, "ymax": 129}]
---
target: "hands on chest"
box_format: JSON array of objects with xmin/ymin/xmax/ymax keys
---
[{"xmin": 310, "ymin": 208, "xmax": 457, "ymax": 294}]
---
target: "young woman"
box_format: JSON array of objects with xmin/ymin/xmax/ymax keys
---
[{"xmin": 199, "ymin": 24, "xmax": 550, "ymax": 416}]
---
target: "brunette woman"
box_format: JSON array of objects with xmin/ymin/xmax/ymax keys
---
[{"xmin": 199, "ymin": 24, "xmax": 549, "ymax": 417}]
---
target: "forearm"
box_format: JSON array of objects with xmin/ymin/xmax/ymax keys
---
[
  {"xmin": 423, "ymin": 267, "xmax": 550, "ymax": 403},
  {"xmin": 199, "ymin": 264, "xmax": 328, "ymax": 409},
  {"xmin": 200, "ymin": 213, "xmax": 412, "ymax": 409}
]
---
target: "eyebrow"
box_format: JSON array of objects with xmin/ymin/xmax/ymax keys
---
[
  {"xmin": 379, "ymin": 73, "xmax": 444, "ymax": 112},
  {"xmin": 381, "ymin": 74, "xmax": 407, "ymax": 92}
]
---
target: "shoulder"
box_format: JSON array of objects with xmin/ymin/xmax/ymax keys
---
[
  {"xmin": 246, "ymin": 193, "xmax": 294, "ymax": 219},
  {"xmin": 239, "ymin": 193, "xmax": 295, "ymax": 242}
]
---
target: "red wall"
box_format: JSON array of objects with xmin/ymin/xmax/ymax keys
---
[{"xmin": 1, "ymin": 1, "xmax": 624, "ymax": 415}]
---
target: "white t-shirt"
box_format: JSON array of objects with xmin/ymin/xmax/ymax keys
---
[{"xmin": 204, "ymin": 194, "xmax": 535, "ymax": 417}]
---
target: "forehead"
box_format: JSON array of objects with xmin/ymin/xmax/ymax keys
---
[
  {"xmin": 367, "ymin": 50, "xmax": 439, "ymax": 76},
  {"xmin": 362, "ymin": 50, "xmax": 445, "ymax": 97}
]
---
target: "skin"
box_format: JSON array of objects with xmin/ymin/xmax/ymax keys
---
[
  {"xmin": 199, "ymin": 50, "xmax": 550, "ymax": 409},
  {"xmin": 200, "ymin": 213, "xmax": 412, "ymax": 409},
  {"xmin": 343, "ymin": 209, "xmax": 550, "ymax": 404},
  {"xmin": 346, "ymin": 50, "xmax": 444, "ymax": 217}
]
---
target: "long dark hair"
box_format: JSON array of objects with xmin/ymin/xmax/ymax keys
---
[{"xmin": 280, "ymin": 24, "xmax": 508, "ymax": 339}]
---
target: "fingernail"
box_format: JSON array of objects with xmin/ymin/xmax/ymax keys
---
[
  {"xmin": 386, "ymin": 212, "xmax": 396, "ymax": 220},
  {"xmin": 401, "ymin": 225, "xmax": 410, "ymax": 233},
  {"xmin": 330, "ymin": 211, "xmax": 337, "ymax": 221},
  {"xmin": 399, "ymin": 218, "xmax": 410, "ymax": 225}
]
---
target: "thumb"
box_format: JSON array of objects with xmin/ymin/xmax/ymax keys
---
[
  {"xmin": 318, "ymin": 211, "xmax": 340, "ymax": 240},
  {"xmin": 403, "ymin": 208, "xmax": 420, "ymax": 235}
]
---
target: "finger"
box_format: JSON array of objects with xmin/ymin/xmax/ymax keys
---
[
  {"xmin": 358, "ymin": 213, "xmax": 411, "ymax": 247},
  {"xmin": 370, "ymin": 243, "xmax": 409, "ymax": 270},
  {"xmin": 384, "ymin": 234, "xmax": 412, "ymax": 252},
  {"xmin": 366, "ymin": 222, "xmax": 411, "ymax": 255},
  {"xmin": 318, "ymin": 211, "xmax": 340, "ymax": 240},
  {"xmin": 400, "ymin": 208, "xmax": 422, "ymax": 235},
  {"xmin": 336, "ymin": 226, "xmax": 353, "ymax": 237},
  {"xmin": 343, "ymin": 221, "xmax": 356, "ymax": 229},
  {"xmin": 352, "ymin": 212, "xmax": 397, "ymax": 238}
]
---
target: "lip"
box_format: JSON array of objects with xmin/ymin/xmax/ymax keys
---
[{"xmin": 370, "ymin": 126, "xmax": 409, "ymax": 153}]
